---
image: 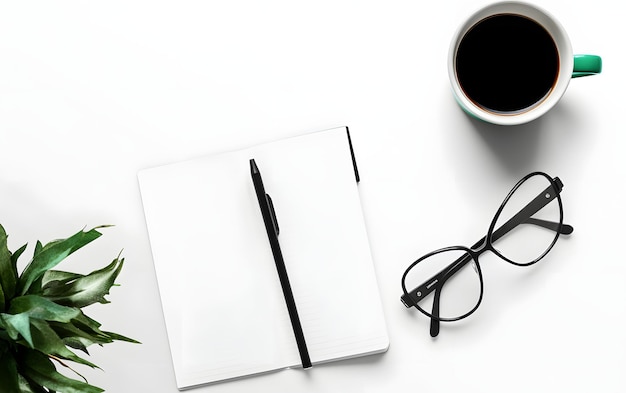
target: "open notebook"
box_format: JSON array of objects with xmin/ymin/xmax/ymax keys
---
[{"xmin": 138, "ymin": 127, "xmax": 389, "ymax": 389}]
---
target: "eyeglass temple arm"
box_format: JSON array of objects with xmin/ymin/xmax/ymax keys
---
[
  {"xmin": 430, "ymin": 288, "xmax": 442, "ymax": 337},
  {"xmin": 525, "ymin": 218, "xmax": 573, "ymax": 235},
  {"xmin": 402, "ymin": 178, "xmax": 572, "ymax": 310}
]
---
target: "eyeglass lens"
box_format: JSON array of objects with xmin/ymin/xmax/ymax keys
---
[
  {"xmin": 491, "ymin": 174, "xmax": 561, "ymax": 264},
  {"xmin": 403, "ymin": 248, "xmax": 480, "ymax": 320}
]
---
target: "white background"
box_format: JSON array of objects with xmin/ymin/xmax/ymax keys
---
[{"xmin": 1, "ymin": 1, "xmax": 623, "ymax": 392}]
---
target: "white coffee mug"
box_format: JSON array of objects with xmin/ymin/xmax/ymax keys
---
[{"xmin": 448, "ymin": 1, "xmax": 601, "ymax": 125}]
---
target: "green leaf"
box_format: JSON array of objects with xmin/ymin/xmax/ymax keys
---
[
  {"xmin": 19, "ymin": 228, "xmax": 103, "ymax": 296},
  {"xmin": 62, "ymin": 337, "xmax": 92, "ymax": 354},
  {"xmin": 0, "ymin": 283, "xmax": 5, "ymax": 313},
  {"xmin": 101, "ymin": 330, "xmax": 141, "ymax": 344},
  {"xmin": 8, "ymin": 295, "xmax": 80, "ymax": 323},
  {"xmin": 33, "ymin": 241, "xmax": 43, "ymax": 256},
  {"xmin": 48, "ymin": 320, "xmax": 113, "ymax": 350},
  {"xmin": 9, "ymin": 243, "xmax": 28, "ymax": 305},
  {"xmin": 1, "ymin": 312, "xmax": 34, "ymax": 348},
  {"xmin": 29, "ymin": 319, "xmax": 99, "ymax": 369},
  {"xmin": 41, "ymin": 270, "xmax": 85, "ymax": 291},
  {"xmin": 71, "ymin": 310, "xmax": 106, "ymax": 337},
  {"xmin": 0, "ymin": 224, "xmax": 18, "ymax": 309},
  {"xmin": 18, "ymin": 374, "xmax": 48, "ymax": 393},
  {"xmin": 68, "ymin": 309, "xmax": 138, "ymax": 343},
  {"xmin": 11, "ymin": 243, "xmax": 28, "ymax": 272},
  {"xmin": 0, "ymin": 327, "xmax": 11, "ymax": 342},
  {"xmin": 44, "ymin": 257, "xmax": 124, "ymax": 308},
  {"xmin": 18, "ymin": 348, "xmax": 104, "ymax": 393},
  {"xmin": 0, "ymin": 349, "xmax": 21, "ymax": 393}
]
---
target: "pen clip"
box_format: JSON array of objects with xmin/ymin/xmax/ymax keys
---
[{"xmin": 266, "ymin": 193, "xmax": 280, "ymax": 236}]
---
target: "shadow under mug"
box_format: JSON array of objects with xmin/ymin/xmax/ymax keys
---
[{"xmin": 448, "ymin": 1, "xmax": 602, "ymax": 126}]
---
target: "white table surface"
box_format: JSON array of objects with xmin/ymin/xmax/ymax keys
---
[{"xmin": 1, "ymin": 1, "xmax": 623, "ymax": 392}]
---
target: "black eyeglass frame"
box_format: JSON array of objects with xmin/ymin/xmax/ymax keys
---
[{"xmin": 400, "ymin": 172, "xmax": 573, "ymax": 337}]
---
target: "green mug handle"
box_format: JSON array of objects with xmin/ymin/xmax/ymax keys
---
[{"xmin": 572, "ymin": 54, "xmax": 602, "ymax": 78}]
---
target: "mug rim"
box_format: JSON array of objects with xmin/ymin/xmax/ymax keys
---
[{"xmin": 448, "ymin": 1, "xmax": 573, "ymax": 125}]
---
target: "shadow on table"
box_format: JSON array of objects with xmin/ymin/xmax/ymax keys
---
[
  {"xmin": 460, "ymin": 99, "xmax": 583, "ymax": 174},
  {"xmin": 465, "ymin": 115, "xmax": 544, "ymax": 173}
]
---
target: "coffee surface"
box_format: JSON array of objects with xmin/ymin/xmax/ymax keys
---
[{"xmin": 456, "ymin": 14, "xmax": 559, "ymax": 113}]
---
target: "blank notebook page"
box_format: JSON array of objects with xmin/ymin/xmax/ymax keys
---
[{"xmin": 138, "ymin": 127, "xmax": 389, "ymax": 389}]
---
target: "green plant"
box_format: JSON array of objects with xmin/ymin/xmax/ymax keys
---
[{"xmin": 0, "ymin": 224, "xmax": 138, "ymax": 392}]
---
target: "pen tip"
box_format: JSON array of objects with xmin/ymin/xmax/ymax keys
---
[{"xmin": 250, "ymin": 158, "xmax": 259, "ymax": 174}]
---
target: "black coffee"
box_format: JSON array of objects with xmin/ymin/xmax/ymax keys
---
[{"xmin": 456, "ymin": 14, "xmax": 559, "ymax": 113}]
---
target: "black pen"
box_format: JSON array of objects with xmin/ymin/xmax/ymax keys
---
[{"xmin": 249, "ymin": 158, "xmax": 312, "ymax": 369}]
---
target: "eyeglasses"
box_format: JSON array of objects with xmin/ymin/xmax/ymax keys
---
[{"xmin": 400, "ymin": 172, "xmax": 573, "ymax": 337}]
